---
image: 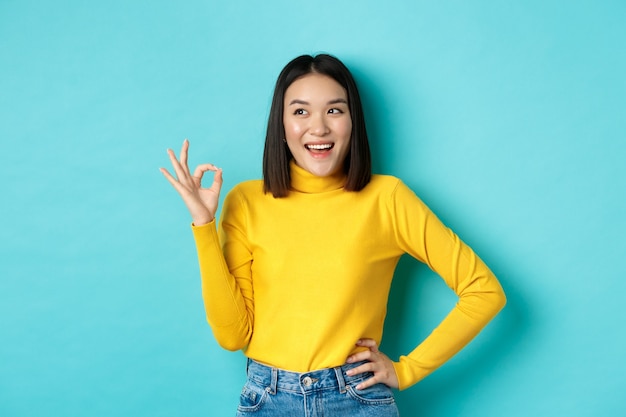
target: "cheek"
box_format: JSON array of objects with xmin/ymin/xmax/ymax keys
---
[
  {"xmin": 284, "ymin": 120, "xmax": 304, "ymax": 140},
  {"xmin": 337, "ymin": 119, "xmax": 352, "ymax": 140}
]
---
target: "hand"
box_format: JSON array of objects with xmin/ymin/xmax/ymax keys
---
[
  {"xmin": 345, "ymin": 339, "xmax": 399, "ymax": 390},
  {"xmin": 160, "ymin": 139, "xmax": 223, "ymax": 226}
]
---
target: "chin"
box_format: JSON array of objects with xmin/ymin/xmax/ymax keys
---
[{"xmin": 307, "ymin": 164, "xmax": 340, "ymax": 177}]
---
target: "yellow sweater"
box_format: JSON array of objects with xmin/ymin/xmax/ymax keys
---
[{"xmin": 192, "ymin": 162, "xmax": 506, "ymax": 390}]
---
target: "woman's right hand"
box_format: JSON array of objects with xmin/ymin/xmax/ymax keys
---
[{"xmin": 160, "ymin": 139, "xmax": 223, "ymax": 226}]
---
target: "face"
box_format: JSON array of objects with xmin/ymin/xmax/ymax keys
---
[{"xmin": 283, "ymin": 73, "xmax": 352, "ymax": 177}]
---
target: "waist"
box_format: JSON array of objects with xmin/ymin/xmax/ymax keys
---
[{"xmin": 246, "ymin": 359, "xmax": 373, "ymax": 393}]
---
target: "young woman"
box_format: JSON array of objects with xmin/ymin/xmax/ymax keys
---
[{"xmin": 161, "ymin": 54, "xmax": 506, "ymax": 416}]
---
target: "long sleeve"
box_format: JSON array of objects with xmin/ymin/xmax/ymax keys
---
[
  {"xmin": 188, "ymin": 172, "xmax": 504, "ymax": 382},
  {"xmin": 389, "ymin": 181, "xmax": 507, "ymax": 390},
  {"xmin": 191, "ymin": 187, "xmax": 254, "ymax": 351}
]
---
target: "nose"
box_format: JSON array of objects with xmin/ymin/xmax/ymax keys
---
[{"xmin": 309, "ymin": 113, "xmax": 330, "ymax": 136}]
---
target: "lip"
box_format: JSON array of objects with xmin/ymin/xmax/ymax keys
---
[
  {"xmin": 304, "ymin": 142, "xmax": 334, "ymax": 159},
  {"xmin": 304, "ymin": 141, "xmax": 334, "ymax": 149}
]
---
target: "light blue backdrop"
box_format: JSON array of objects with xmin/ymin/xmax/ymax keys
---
[{"xmin": 1, "ymin": 1, "xmax": 624, "ymax": 416}]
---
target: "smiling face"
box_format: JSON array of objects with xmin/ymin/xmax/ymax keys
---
[{"xmin": 283, "ymin": 73, "xmax": 352, "ymax": 178}]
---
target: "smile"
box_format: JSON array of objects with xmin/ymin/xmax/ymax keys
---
[{"xmin": 305, "ymin": 143, "xmax": 334, "ymax": 151}]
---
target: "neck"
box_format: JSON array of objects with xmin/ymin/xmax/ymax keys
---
[{"xmin": 289, "ymin": 160, "xmax": 346, "ymax": 194}]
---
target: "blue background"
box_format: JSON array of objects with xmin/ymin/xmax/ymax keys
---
[{"xmin": 1, "ymin": 1, "xmax": 624, "ymax": 416}]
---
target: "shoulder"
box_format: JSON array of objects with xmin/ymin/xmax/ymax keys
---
[
  {"xmin": 365, "ymin": 174, "xmax": 428, "ymax": 209},
  {"xmin": 365, "ymin": 174, "xmax": 407, "ymax": 196},
  {"xmin": 222, "ymin": 179, "xmax": 265, "ymax": 207},
  {"xmin": 369, "ymin": 174, "xmax": 402, "ymax": 187},
  {"xmin": 229, "ymin": 179, "xmax": 264, "ymax": 195}
]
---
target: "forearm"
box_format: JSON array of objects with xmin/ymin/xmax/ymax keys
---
[
  {"xmin": 192, "ymin": 221, "xmax": 253, "ymax": 351},
  {"xmin": 393, "ymin": 278, "xmax": 506, "ymax": 389}
]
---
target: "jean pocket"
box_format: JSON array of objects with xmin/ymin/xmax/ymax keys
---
[
  {"xmin": 236, "ymin": 379, "xmax": 270, "ymax": 413},
  {"xmin": 346, "ymin": 383, "xmax": 396, "ymax": 406}
]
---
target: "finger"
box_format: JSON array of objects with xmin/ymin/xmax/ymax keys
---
[
  {"xmin": 192, "ymin": 164, "xmax": 222, "ymax": 190},
  {"xmin": 167, "ymin": 148, "xmax": 189, "ymax": 181},
  {"xmin": 346, "ymin": 349, "xmax": 374, "ymax": 364},
  {"xmin": 192, "ymin": 163, "xmax": 219, "ymax": 180},
  {"xmin": 345, "ymin": 361, "xmax": 374, "ymax": 377},
  {"xmin": 160, "ymin": 167, "xmax": 185, "ymax": 192},
  {"xmin": 349, "ymin": 361, "xmax": 397, "ymax": 390},
  {"xmin": 210, "ymin": 167, "xmax": 224, "ymax": 192},
  {"xmin": 355, "ymin": 375, "xmax": 379, "ymax": 391},
  {"xmin": 180, "ymin": 139, "xmax": 190, "ymax": 175},
  {"xmin": 356, "ymin": 338, "xmax": 379, "ymax": 353}
]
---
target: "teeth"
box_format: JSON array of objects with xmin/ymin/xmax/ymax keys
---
[{"xmin": 306, "ymin": 143, "xmax": 333, "ymax": 150}]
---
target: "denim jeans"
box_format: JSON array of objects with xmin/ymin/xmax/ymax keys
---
[{"xmin": 235, "ymin": 359, "xmax": 399, "ymax": 416}]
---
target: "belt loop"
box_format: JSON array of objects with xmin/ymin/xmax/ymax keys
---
[
  {"xmin": 269, "ymin": 367, "xmax": 278, "ymax": 395},
  {"xmin": 334, "ymin": 365, "xmax": 347, "ymax": 394}
]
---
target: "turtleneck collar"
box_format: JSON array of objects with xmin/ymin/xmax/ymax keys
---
[{"xmin": 289, "ymin": 160, "xmax": 347, "ymax": 194}]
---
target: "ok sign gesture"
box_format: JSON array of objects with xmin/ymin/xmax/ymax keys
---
[{"xmin": 160, "ymin": 139, "xmax": 223, "ymax": 226}]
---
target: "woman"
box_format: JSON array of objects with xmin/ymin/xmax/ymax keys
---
[{"xmin": 161, "ymin": 54, "xmax": 506, "ymax": 416}]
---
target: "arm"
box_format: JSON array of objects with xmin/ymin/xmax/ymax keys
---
[
  {"xmin": 390, "ymin": 181, "xmax": 506, "ymax": 389},
  {"xmin": 347, "ymin": 180, "xmax": 505, "ymax": 390},
  {"xmin": 192, "ymin": 206, "xmax": 254, "ymax": 351},
  {"xmin": 161, "ymin": 140, "xmax": 253, "ymax": 350}
]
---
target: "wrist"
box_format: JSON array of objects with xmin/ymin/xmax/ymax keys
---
[{"xmin": 192, "ymin": 215, "xmax": 214, "ymax": 226}]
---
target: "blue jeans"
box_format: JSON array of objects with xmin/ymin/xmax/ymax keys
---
[{"xmin": 235, "ymin": 359, "xmax": 399, "ymax": 416}]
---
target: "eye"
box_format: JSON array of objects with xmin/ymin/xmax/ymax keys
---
[
  {"xmin": 294, "ymin": 108, "xmax": 308, "ymax": 115},
  {"xmin": 328, "ymin": 108, "xmax": 345, "ymax": 115}
]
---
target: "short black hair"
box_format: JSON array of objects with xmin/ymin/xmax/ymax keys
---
[{"xmin": 262, "ymin": 54, "xmax": 372, "ymax": 197}]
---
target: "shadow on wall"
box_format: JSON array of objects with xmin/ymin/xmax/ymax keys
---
[
  {"xmin": 353, "ymin": 60, "xmax": 531, "ymax": 415},
  {"xmin": 349, "ymin": 61, "xmax": 407, "ymax": 177},
  {"xmin": 383, "ymin": 255, "xmax": 530, "ymax": 415}
]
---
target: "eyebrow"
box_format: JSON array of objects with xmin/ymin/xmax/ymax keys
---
[{"xmin": 287, "ymin": 98, "xmax": 348, "ymax": 106}]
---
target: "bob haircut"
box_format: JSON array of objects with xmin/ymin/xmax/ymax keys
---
[{"xmin": 262, "ymin": 54, "xmax": 372, "ymax": 198}]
